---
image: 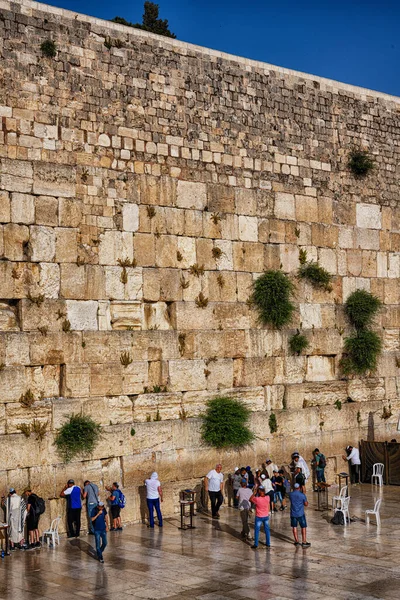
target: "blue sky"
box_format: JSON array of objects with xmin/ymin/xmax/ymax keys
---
[{"xmin": 46, "ymin": 0, "xmax": 400, "ymax": 96}]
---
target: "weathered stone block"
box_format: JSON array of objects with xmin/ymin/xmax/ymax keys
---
[
  {"xmin": 66, "ymin": 300, "xmax": 98, "ymax": 330},
  {"xmin": 0, "ymin": 191, "xmax": 11, "ymax": 223},
  {"xmin": 274, "ymin": 193, "xmax": 295, "ymax": 220},
  {"xmin": 62, "ymin": 364, "xmax": 90, "ymax": 398},
  {"xmin": 39, "ymin": 262, "xmax": 60, "ymax": 299},
  {"xmin": 238, "ymin": 215, "xmax": 258, "ymax": 242},
  {"xmin": 177, "ymin": 181, "xmax": 207, "ymax": 210},
  {"xmin": 3, "ymin": 223, "xmax": 29, "ymax": 261},
  {"xmin": 99, "ymin": 231, "xmax": 134, "ymax": 265},
  {"xmin": 356, "ymin": 203, "xmax": 381, "ymax": 229},
  {"xmin": 169, "ymin": 359, "xmax": 207, "ymax": 392},
  {"xmin": 35, "ymin": 196, "xmax": 58, "ymax": 226},
  {"xmin": 10, "ymin": 193, "xmax": 35, "ymax": 224},
  {"xmin": 122, "ymin": 202, "xmax": 139, "ymax": 232},
  {"xmin": 30, "ymin": 225, "xmax": 56, "ymax": 262},
  {"xmin": 55, "ymin": 228, "xmax": 78, "ymax": 263},
  {"xmin": 306, "ymin": 356, "xmax": 335, "ymax": 382},
  {"xmin": 33, "ymin": 162, "xmax": 76, "ymax": 197}
]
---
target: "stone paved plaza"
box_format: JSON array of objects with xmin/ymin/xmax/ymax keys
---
[{"xmin": 1, "ymin": 484, "xmax": 399, "ymax": 600}]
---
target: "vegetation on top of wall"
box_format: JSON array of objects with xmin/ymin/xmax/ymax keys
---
[
  {"xmin": 344, "ymin": 289, "xmax": 381, "ymax": 330},
  {"xmin": 251, "ymin": 270, "xmax": 295, "ymax": 329},
  {"xmin": 298, "ymin": 249, "xmax": 332, "ymax": 291},
  {"xmin": 40, "ymin": 40, "xmax": 57, "ymax": 58},
  {"xmin": 55, "ymin": 414, "xmax": 101, "ymax": 462},
  {"xmin": 341, "ymin": 329, "xmax": 382, "ymax": 376},
  {"xmin": 201, "ymin": 396, "xmax": 254, "ymax": 448},
  {"xmin": 348, "ymin": 149, "xmax": 374, "ymax": 177},
  {"xmin": 111, "ymin": 2, "xmax": 176, "ymax": 38},
  {"xmin": 289, "ymin": 331, "xmax": 309, "ymax": 355}
]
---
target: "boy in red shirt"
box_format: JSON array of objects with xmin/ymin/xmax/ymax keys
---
[{"xmin": 249, "ymin": 486, "xmax": 271, "ymax": 549}]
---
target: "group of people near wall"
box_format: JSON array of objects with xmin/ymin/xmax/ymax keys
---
[{"xmin": 1, "ymin": 445, "xmax": 360, "ymax": 561}]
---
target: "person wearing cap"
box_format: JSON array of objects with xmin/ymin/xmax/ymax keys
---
[
  {"xmin": 289, "ymin": 483, "xmax": 310, "ymax": 547},
  {"xmin": 260, "ymin": 474, "xmax": 275, "ymax": 513},
  {"xmin": 245, "ymin": 466, "xmax": 255, "ymax": 489},
  {"xmin": 271, "ymin": 470, "xmax": 287, "ymax": 510},
  {"xmin": 106, "ymin": 482, "xmax": 123, "ymax": 531},
  {"xmin": 205, "ymin": 464, "xmax": 224, "ymax": 519},
  {"xmin": 342, "ymin": 445, "xmax": 361, "ymax": 484},
  {"xmin": 265, "ymin": 459, "xmax": 279, "ymax": 479},
  {"xmin": 91, "ymin": 502, "xmax": 109, "ymax": 563},
  {"xmin": 2, "ymin": 488, "xmax": 27, "ymax": 550},
  {"xmin": 144, "ymin": 472, "xmax": 163, "ymax": 528},
  {"xmin": 236, "ymin": 478, "xmax": 253, "ymax": 540},
  {"xmin": 249, "ymin": 486, "xmax": 271, "ymax": 549},
  {"xmin": 232, "ymin": 467, "xmax": 241, "ymax": 508},
  {"xmin": 293, "ymin": 466, "xmax": 306, "ymax": 493},
  {"xmin": 60, "ymin": 479, "xmax": 82, "ymax": 538}
]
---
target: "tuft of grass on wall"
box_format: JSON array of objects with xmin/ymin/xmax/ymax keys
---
[
  {"xmin": 348, "ymin": 149, "xmax": 374, "ymax": 177},
  {"xmin": 289, "ymin": 331, "xmax": 309, "ymax": 355},
  {"xmin": 298, "ymin": 261, "xmax": 332, "ymax": 291},
  {"xmin": 344, "ymin": 289, "xmax": 381, "ymax": 330},
  {"xmin": 252, "ymin": 270, "xmax": 295, "ymax": 329},
  {"xmin": 341, "ymin": 329, "xmax": 382, "ymax": 376},
  {"xmin": 55, "ymin": 414, "xmax": 101, "ymax": 462},
  {"xmin": 40, "ymin": 40, "xmax": 57, "ymax": 58},
  {"xmin": 201, "ymin": 396, "xmax": 254, "ymax": 449}
]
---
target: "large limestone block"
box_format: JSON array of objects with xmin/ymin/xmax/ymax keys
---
[
  {"xmin": 29, "ymin": 332, "xmax": 83, "ymax": 365},
  {"xmin": 300, "ymin": 304, "xmax": 322, "ymax": 329},
  {"xmin": 159, "ymin": 269, "xmax": 183, "ymax": 302},
  {"xmin": 283, "ymin": 356, "xmax": 305, "ymax": 384},
  {"xmin": 213, "ymin": 303, "xmax": 251, "ymax": 330},
  {"xmin": 205, "ymin": 358, "xmax": 234, "ymax": 390},
  {"xmin": 245, "ymin": 330, "xmax": 283, "ymax": 358},
  {"xmin": 52, "ymin": 397, "xmax": 83, "ymax": 429},
  {"xmin": 99, "ymin": 231, "xmax": 134, "ymax": 265},
  {"xmin": 27, "ymin": 365, "xmax": 60, "ymax": 398},
  {"xmin": 280, "ymin": 245, "xmax": 299, "ymax": 272},
  {"xmin": 0, "ymin": 191, "xmax": 11, "ymax": 223},
  {"xmin": 155, "ymin": 235, "xmax": 178, "ymax": 268},
  {"xmin": 0, "ymin": 432, "xmax": 51, "ymax": 470},
  {"xmin": 233, "ymin": 357, "xmax": 276, "ymax": 387},
  {"xmin": 207, "ymin": 183, "xmax": 235, "ymax": 214},
  {"xmin": 2, "ymin": 332, "xmax": 29, "ymax": 365},
  {"xmin": 61, "ymin": 364, "xmax": 90, "ymax": 398},
  {"xmin": 355, "ymin": 228, "xmax": 380, "ymax": 251},
  {"xmin": 0, "ymin": 366, "xmax": 26, "ymax": 402},
  {"xmin": 356, "ymin": 203, "xmax": 381, "ymax": 229},
  {"xmin": 122, "ymin": 203, "xmax": 139, "ymax": 232},
  {"xmin": 104, "ymin": 267, "xmax": 143, "ymax": 301},
  {"xmin": 3, "ymin": 223, "xmax": 29, "ymax": 261},
  {"xmin": 29, "ymin": 465, "xmax": 56, "ymax": 500},
  {"xmin": 195, "ymin": 238, "xmax": 215, "ymax": 270},
  {"xmin": 306, "ymin": 356, "xmax": 335, "ymax": 382},
  {"xmin": 83, "ymin": 396, "xmax": 133, "ymax": 426},
  {"xmin": 39, "ymin": 262, "xmax": 60, "ymax": 299},
  {"xmin": 5, "ymin": 399, "xmax": 52, "ymax": 434},
  {"xmin": 0, "ymin": 303, "xmax": 19, "ymax": 332},
  {"xmin": 177, "ymin": 236, "xmax": 196, "ymax": 269},
  {"xmin": 143, "ymin": 302, "xmax": 173, "ymax": 330},
  {"xmin": 66, "ymin": 300, "xmax": 98, "ymax": 330},
  {"xmin": 169, "ymin": 359, "xmax": 207, "ymax": 392},
  {"xmin": 183, "ymin": 209, "xmax": 204, "ymax": 237},
  {"xmin": 91, "ymin": 424, "xmax": 134, "ymax": 459},
  {"xmin": 274, "ymin": 193, "xmax": 295, "ymax": 220},
  {"xmin": 309, "ymin": 329, "xmax": 343, "ymax": 355},
  {"xmin": 302, "ymin": 381, "xmax": 348, "ymax": 407},
  {"xmin": 232, "ymin": 241, "xmax": 264, "ymax": 272},
  {"xmin": 265, "ymin": 385, "xmax": 285, "ymax": 410},
  {"xmin": 110, "ymin": 300, "xmax": 142, "ymax": 330},
  {"xmin": 33, "ymin": 162, "xmax": 76, "ymax": 197},
  {"xmin": 140, "ymin": 175, "xmax": 177, "ymax": 208},
  {"xmin": 10, "ymin": 193, "xmax": 35, "ymax": 224},
  {"xmin": 238, "ymin": 215, "xmax": 258, "ymax": 242},
  {"xmin": 133, "ymin": 392, "xmax": 183, "ymax": 422},
  {"xmin": 347, "ymin": 378, "xmax": 385, "ymax": 403},
  {"xmin": 177, "ymin": 181, "xmax": 207, "ymax": 210},
  {"xmin": 55, "ymin": 228, "xmax": 78, "ymax": 263},
  {"xmin": 121, "ymin": 361, "xmax": 148, "ymax": 395},
  {"xmin": 58, "ymin": 198, "xmax": 82, "ymax": 228},
  {"xmin": 170, "ymin": 302, "xmax": 216, "ymax": 330},
  {"xmin": 30, "ymin": 226, "xmax": 56, "ymax": 262},
  {"xmin": 60, "ymin": 263, "xmax": 86, "ymax": 299},
  {"xmin": 35, "ymin": 196, "xmax": 58, "ymax": 226},
  {"xmin": 272, "ymin": 407, "xmax": 320, "ymax": 438},
  {"xmin": 184, "ymin": 330, "xmax": 246, "ymax": 359},
  {"xmin": 90, "ymin": 363, "xmax": 122, "ymax": 396},
  {"xmin": 235, "ymin": 188, "xmax": 257, "ymax": 216},
  {"xmin": 133, "ymin": 233, "xmax": 155, "ymax": 267},
  {"xmin": 206, "ymin": 271, "xmax": 237, "ymax": 302},
  {"xmin": 295, "ymin": 195, "xmax": 318, "ymax": 222}
]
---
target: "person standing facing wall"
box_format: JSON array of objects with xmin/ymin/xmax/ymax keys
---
[
  {"xmin": 144, "ymin": 472, "xmax": 163, "ymax": 528},
  {"xmin": 83, "ymin": 480, "xmax": 99, "ymax": 535},
  {"xmin": 342, "ymin": 445, "xmax": 361, "ymax": 484},
  {"xmin": 60, "ymin": 479, "xmax": 82, "ymax": 539}
]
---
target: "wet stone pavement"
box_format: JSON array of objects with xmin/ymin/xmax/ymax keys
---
[{"xmin": 0, "ymin": 484, "xmax": 399, "ymax": 600}]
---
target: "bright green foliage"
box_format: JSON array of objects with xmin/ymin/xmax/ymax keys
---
[
  {"xmin": 345, "ymin": 290, "xmax": 381, "ymax": 330},
  {"xmin": 252, "ymin": 270, "xmax": 295, "ymax": 329},
  {"xmin": 55, "ymin": 414, "xmax": 101, "ymax": 462},
  {"xmin": 201, "ymin": 396, "xmax": 254, "ymax": 449},
  {"xmin": 341, "ymin": 330, "xmax": 382, "ymax": 375},
  {"xmin": 269, "ymin": 413, "xmax": 278, "ymax": 434},
  {"xmin": 40, "ymin": 40, "xmax": 57, "ymax": 57},
  {"xmin": 348, "ymin": 150, "xmax": 374, "ymax": 177},
  {"xmin": 289, "ymin": 331, "xmax": 309, "ymax": 355},
  {"xmin": 298, "ymin": 261, "xmax": 332, "ymax": 291},
  {"xmin": 334, "ymin": 399, "xmax": 342, "ymax": 411},
  {"xmin": 112, "ymin": 2, "xmax": 176, "ymax": 38}
]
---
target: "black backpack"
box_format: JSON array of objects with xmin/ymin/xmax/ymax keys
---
[
  {"xmin": 33, "ymin": 495, "xmax": 46, "ymax": 515},
  {"xmin": 319, "ymin": 454, "xmax": 327, "ymax": 468},
  {"xmin": 331, "ymin": 511, "xmax": 345, "ymax": 525},
  {"xmin": 247, "ymin": 471, "xmax": 255, "ymax": 486}
]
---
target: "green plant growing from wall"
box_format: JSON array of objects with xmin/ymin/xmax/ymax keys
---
[
  {"xmin": 195, "ymin": 292, "xmax": 208, "ymax": 308},
  {"xmin": 41, "ymin": 40, "xmax": 57, "ymax": 58},
  {"xmin": 344, "ymin": 290, "xmax": 381, "ymax": 330},
  {"xmin": 348, "ymin": 149, "xmax": 374, "ymax": 177},
  {"xmin": 268, "ymin": 413, "xmax": 278, "ymax": 434},
  {"xmin": 20, "ymin": 389, "xmax": 35, "ymax": 407},
  {"xmin": 153, "ymin": 409, "xmax": 161, "ymax": 422},
  {"xmin": 62, "ymin": 319, "xmax": 71, "ymax": 332},
  {"xmin": 297, "ymin": 249, "xmax": 332, "ymax": 291},
  {"xmin": 289, "ymin": 330, "xmax": 309, "ymax": 355},
  {"xmin": 357, "ymin": 410, "xmax": 361, "ymax": 425},
  {"xmin": 31, "ymin": 419, "xmax": 48, "ymax": 441},
  {"xmin": 201, "ymin": 396, "xmax": 254, "ymax": 449},
  {"xmin": 251, "ymin": 270, "xmax": 295, "ymax": 329},
  {"xmin": 341, "ymin": 330, "xmax": 382, "ymax": 375},
  {"xmin": 55, "ymin": 414, "xmax": 101, "ymax": 462},
  {"xmin": 334, "ymin": 399, "xmax": 342, "ymax": 411},
  {"xmin": 120, "ymin": 351, "xmax": 133, "ymax": 367}
]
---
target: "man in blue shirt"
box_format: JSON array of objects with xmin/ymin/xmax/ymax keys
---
[
  {"xmin": 91, "ymin": 502, "xmax": 109, "ymax": 563},
  {"xmin": 289, "ymin": 483, "xmax": 311, "ymax": 547},
  {"xmin": 60, "ymin": 479, "xmax": 82, "ymax": 538}
]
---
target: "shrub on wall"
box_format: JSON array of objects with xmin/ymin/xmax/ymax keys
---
[
  {"xmin": 40, "ymin": 40, "xmax": 57, "ymax": 58},
  {"xmin": 289, "ymin": 331, "xmax": 309, "ymax": 355},
  {"xmin": 252, "ymin": 270, "xmax": 295, "ymax": 329},
  {"xmin": 55, "ymin": 414, "xmax": 101, "ymax": 462},
  {"xmin": 348, "ymin": 149, "xmax": 374, "ymax": 177},
  {"xmin": 344, "ymin": 289, "xmax": 381, "ymax": 330},
  {"xmin": 341, "ymin": 329, "xmax": 382, "ymax": 376},
  {"xmin": 201, "ymin": 396, "xmax": 254, "ymax": 449}
]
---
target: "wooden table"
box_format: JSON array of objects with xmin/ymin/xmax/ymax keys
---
[
  {"xmin": 336, "ymin": 473, "xmax": 350, "ymax": 495},
  {"xmin": 0, "ymin": 523, "xmax": 10, "ymax": 555}
]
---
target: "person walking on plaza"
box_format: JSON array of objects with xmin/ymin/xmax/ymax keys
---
[
  {"xmin": 60, "ymin": 479, "xmax": 82, "ymax": 538},
  {"xmin": 145, "ymin": 472, "xmax": 163, "ymax": 528},
  {"xmin": 205, "ymin": 464, "xmax": 224, "ymax": 519},
  {"xmin": 24, "ymin": 488, "xmax": 43, "ymax": 548},
  {"xmin": 232, "ymin": 467, "xmax": 241, "ymax": 508},
  {"xmin": 83, "ymin": 480, "xmax": 99, "ymax": 534},
  {"xmin": 236, "ymin": 478, "xmax": 253, "ymax": 540},
  {"xmin": 342, "ymin": 445, "xmax": 361, "ymax": 484},
  {"xmin": 289, "ymin": 483, "xmax": 310, "ymax": 547},
  {"xmin": 249, "ymin": 486, "xmax": 271, "ymax": 549},
  {"xmin": 312, "ymin": 448, "xmax": 327, "ymax": 488},
  {"xmin": 91, "ymin": 502, "xmax": 109, "ymax": 563},
  {"xmin": 2, "ymin": 489, "xmax": 27, "ymax": 550},
  {"xmin": 106, "ymin": 483, "xmax": 123, "ymax": 531}
]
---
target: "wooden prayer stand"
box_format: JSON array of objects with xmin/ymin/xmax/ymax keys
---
[{"xmin": 315, "ymin": 482, "xmax": 331, "ymax": 511}]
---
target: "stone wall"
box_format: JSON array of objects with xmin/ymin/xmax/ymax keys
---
[{"xmin": 0, "ymin": 0, "xmax": 400, "ymax": 530}]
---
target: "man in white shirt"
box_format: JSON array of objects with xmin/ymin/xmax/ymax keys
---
[
  {"xmin": 265, "ymin": 459, "xmax": 279, "ymax": 479},
  {"xmin": 205, "ymin": 464, "xmax": 224, "ymax": 519},
  {"xmin": 342, "ymin": 445, "xmax": 361, "ymax": 484}
]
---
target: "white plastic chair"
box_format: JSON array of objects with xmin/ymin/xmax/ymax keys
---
[
  {"xmin": 334, "ymin": 496, "xmax": 350, "ymax": 526},
  {"xmin": 366, "ymin": 498, "xmax": 382, "ymax": 527},
  {"xmin": 43, "ymin": 517, "xmax": 61, "ymax": 546},
  {"xmin": 371, "ymin": 463, "xmax": 384, "ymax": 487},
  {"xmin": 332, "ymin": 485, "xmax": 347, "ymax": 511}
]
